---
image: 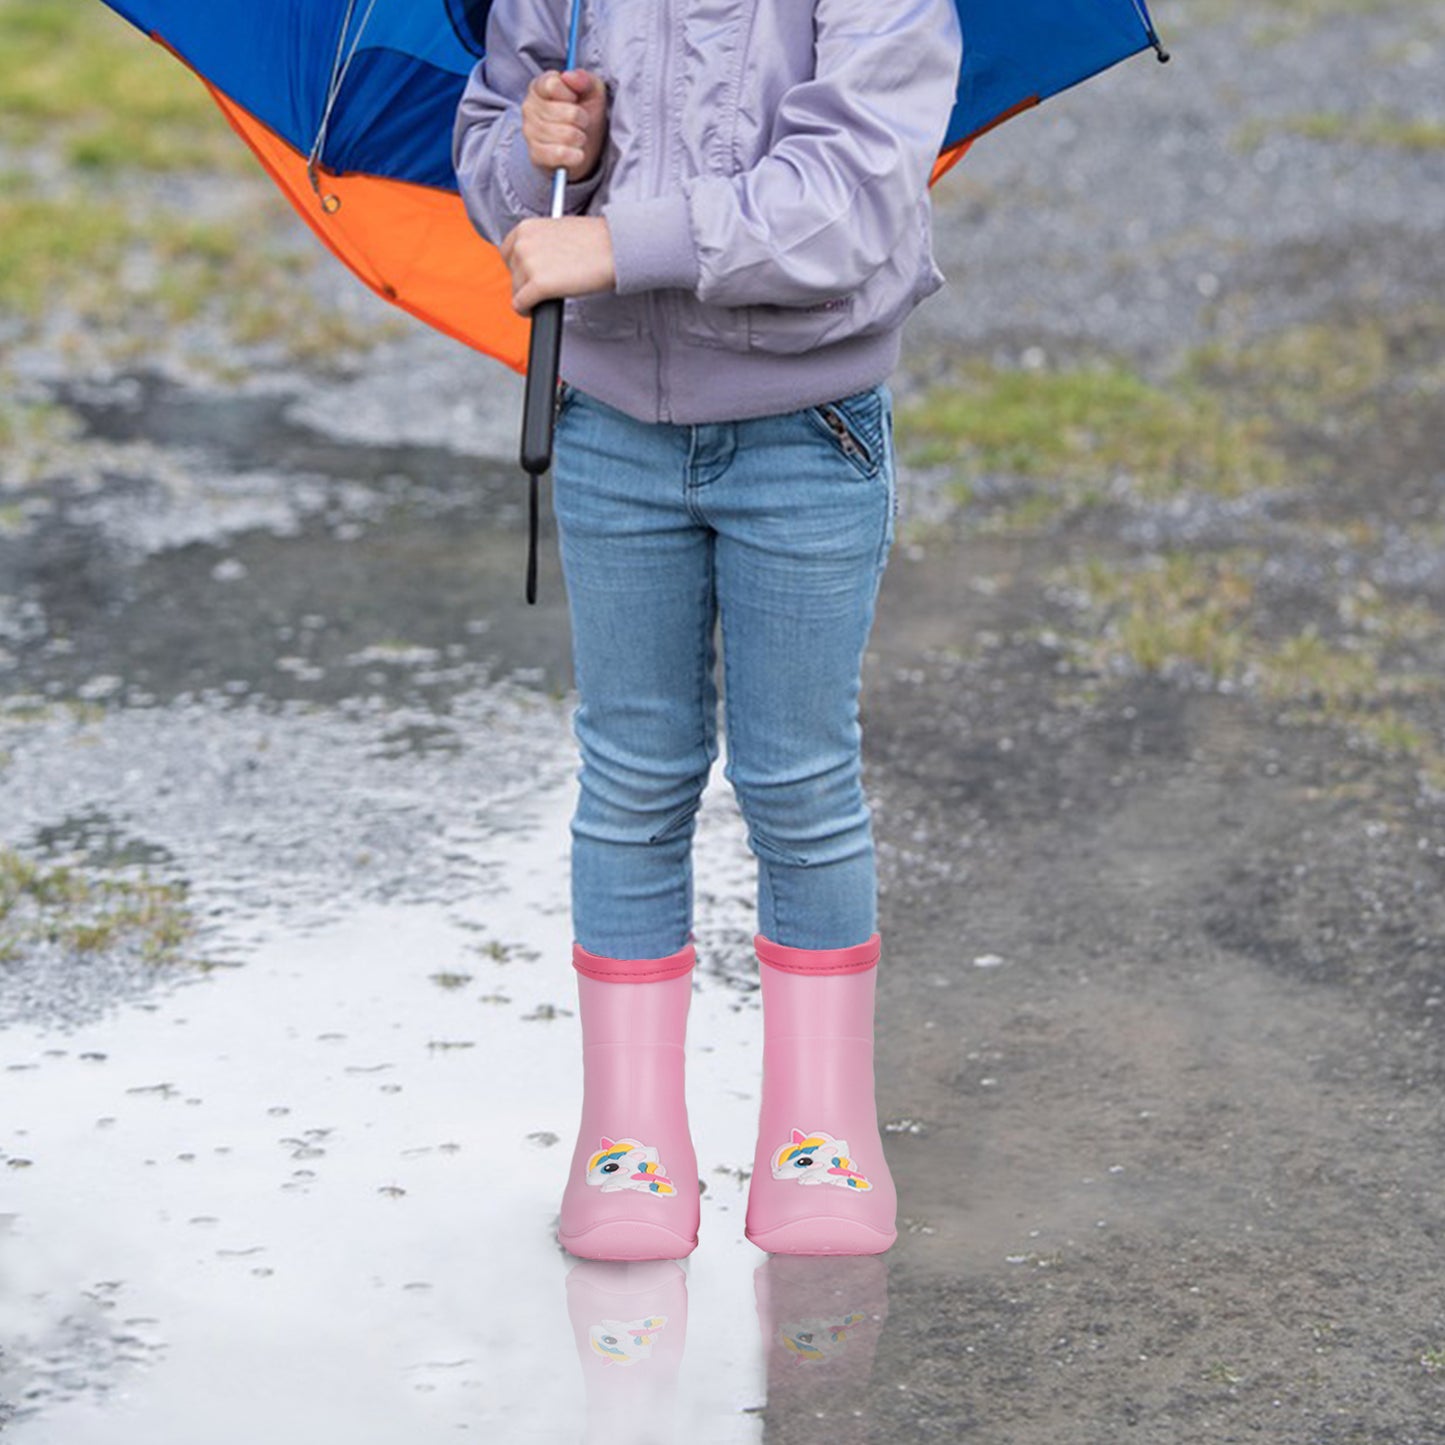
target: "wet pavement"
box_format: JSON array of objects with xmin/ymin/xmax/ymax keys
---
[{"xmin": 5, "ymin": 0, "xmax": 1445, "ymax": 1440}]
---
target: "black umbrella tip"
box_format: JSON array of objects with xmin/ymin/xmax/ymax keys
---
[{"xmin": 1147, "ymin": 27, "xmax": 1171, "ymax": 63}]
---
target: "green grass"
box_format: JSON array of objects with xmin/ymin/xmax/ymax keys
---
[
  {"xmin": 895, "ymin": 309, "xmax": 1439, "ymax": 531},
  {"xmin": 429, "ymin": 971, "xmax": 473, "ymax": 991},
  {"xmin": 0, "ymin": 389, "xmax": 79, "ymax": 452},
  {"xmin": 0, "ymin": 0, "xmax": 405, "ymax": 368},
  {"xmin": 901, "ymin": 308, "xmax": 1445, "ymax": 532},
  {"xmin": 0, "ymin": 846, "xmax": 193, "ymax": 965},
  {"xmin": 1193, "ymin": 0, "xmax": 1406, "ymax": 42},
  {"xmin": 1064, "ymin": 555, "xmax": 1445, "ymax": 787},
  {"xmin": 0, "ymin": 0, "xmax": 247, "ymax": 174},
  {"xmin": 0, "ymin": 179, "xmax": 136, "ymax": 319},
  {"xmin": 1072, "ymin": 558, "xmax": 1442, "ymax": 706},
  {"xmin": 1075, "ymin": 552, "xmax": 1257, "ymax": 681},
  {"xmin": 0, "ymin": 388, "xmax": 81, "ymax": 488},
  {"xmin": 898, "ymin": 361, "xmax": 1283, "ymax": 501},
  {"xmin": 0, "ymin": 168, "xmax": 401, "ymax": 368},
  {"xmin": 1189, "ymin": 314, "xmax": 1409, "ymax": 432},
  {"xmin": 1236, "ymin": 111, "xmax": 1445, "ymax": 154},
  {"xmin": 1259, "ymin": 627, "xmax": 1383, "ymax": 708}
]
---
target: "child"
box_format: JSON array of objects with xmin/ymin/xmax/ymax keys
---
[{"xmin": 454, "ymin": 0, "xmax": 962, "ymax": 1259}]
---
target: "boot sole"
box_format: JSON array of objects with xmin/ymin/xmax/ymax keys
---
[
  {"xmin": 745, "ymin": 1216, "xmax": 896, "ymax": 1256},
  {"xmin": 558, "ymin": 1218, "xmax": 698, "ymax": 1261}
]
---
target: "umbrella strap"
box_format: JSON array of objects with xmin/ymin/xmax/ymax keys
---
[
  {"xmin": 307, "ymin": 0, "xmax": 381, "ymax": 205},
  {"xmin": 527, "ymin": 474, "xmax": 539, "ymax": 606}
]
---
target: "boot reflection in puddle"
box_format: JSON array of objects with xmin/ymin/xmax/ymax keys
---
[
  {"xmin": 565, "ymin": 1258, "xmax": 688, "ymax": 1443},
  {"xmin": 755, "ymin": 1255, "xmax": 890, "ymax": 1441}
]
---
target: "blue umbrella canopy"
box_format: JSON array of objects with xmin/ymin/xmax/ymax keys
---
[
  {"xmin": 946, "ymin": 0, "xmax": 1167, "ymax": 154},
  {"xmin": 99, "ymin": 0, "xmax": 1167, "ymax": 367}
]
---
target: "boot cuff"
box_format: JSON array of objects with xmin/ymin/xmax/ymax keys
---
[
  {"xmin": 754, "ymin": 932, "xmax": 881, "ymax": 976},
  {"xmin": 572, "ymin": 940, "xmax": 696, "ymax": 983}
]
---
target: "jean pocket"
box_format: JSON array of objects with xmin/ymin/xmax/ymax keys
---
[
  {"xmin": 555, "ymin": 380, "xmax": 585, "ymax": 424},
  {"xmin": 803, "ymin": 385, "xmax": 887, "ymax": 479}
]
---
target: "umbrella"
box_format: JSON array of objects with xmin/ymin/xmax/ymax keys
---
[
  {"xmin": 97, "ymin": 0, "xmax": 1167, "ymax": 371},
  {"xmin": 97, "ymin": 0, "xmax": 1168, "ymax": 598}
]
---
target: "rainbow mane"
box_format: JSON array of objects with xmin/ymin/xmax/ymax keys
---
[
  {"xmin": 826, "ymin": 1154, "xmax": 873, "ymax": 1190},
  {"xmin": 587, "ymin": 1143, "xmax": 632, "ymax": 1173},
  {"xmin": 630, "ymin": 1160, "xmax": 676, "ymax": 1195},
  {"xmin": 777, "ymin": 1134, "xmax": 829, "ymax": 1166}
]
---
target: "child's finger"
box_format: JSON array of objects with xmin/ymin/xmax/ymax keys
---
[
  {"xmin": 560, "ymin": 68, "xmax": 606, "ymax": 100},
  {"xmin": 533, "ymin": 143, "xmax": 587, "ymax": 172},
  {"xmin": 532, "ymin": 69, "xmax": 577, "ymax": 103},
  {"xmin": 526, "ymin": 118, "xmax": 586, "ymax": 159},
  {"xmin": 558, "ymin": 68, "xmax": 604, "ymax": 103},
  {"xmin": 532, "ymin": 100, "xmax": 589, "ymax": 133}
]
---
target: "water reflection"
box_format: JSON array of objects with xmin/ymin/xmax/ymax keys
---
[
  {"xmin": 555, "ymin": 1253, "xmax": 893, "ymax": 1444},
  {"xmin": 754, "ymin": 1257, "xmax": 890, "ymax": 1442},
  {"xmin": 566, "ymin": 1261, "xmax": 688, "ymax": 1442}
]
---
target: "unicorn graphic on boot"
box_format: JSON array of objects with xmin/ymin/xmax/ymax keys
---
[
  {"xmin": 769, "ymin": 1129, "xmax": 873, "ymax": 1190},
  {"xmin": 585, "ymin": 1137, "xmax": 678, "ymax": 1196},
  {"xmin": 588, "ymin": 1314, "xmax": 669, "ymax": 1366}
]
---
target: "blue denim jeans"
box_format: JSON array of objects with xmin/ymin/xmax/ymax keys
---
[{"xmin": 551, "ymin": 381, "xmax": 896, "ymax": 960}]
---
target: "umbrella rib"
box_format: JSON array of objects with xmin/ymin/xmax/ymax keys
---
[
  {"xmin": 1125, "ymin": 0, "xmax": 1171, "ymax": 62},
  {"xmin": 307, "ymin": 0, "xmax": 381, "ymax": 203}
]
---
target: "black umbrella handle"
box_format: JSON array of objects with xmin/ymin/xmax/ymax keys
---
[
  {"xmin": 519, "ymin": 296, "xmax": 563, "ymax": 606},
  {"xmin": 522, "ymin": 297, "xmax": 563, "ymax": 476}
]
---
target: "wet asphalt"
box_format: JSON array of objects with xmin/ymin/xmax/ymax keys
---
[{"xmin": 3, "ymin": 1, "xmax": 1445, "ymax": 1440}]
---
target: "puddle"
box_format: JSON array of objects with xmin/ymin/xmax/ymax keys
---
[
  {"xmin": 2, "ymin": 376, "xmax": 574, "ymax": 706},
  {"xmin": 0, "ymin": 770, "xmax": 784, "ymax": 1442},
  {"xmin": 0, "ymin": 663, "xmax": 907, "ymax": 1444}
]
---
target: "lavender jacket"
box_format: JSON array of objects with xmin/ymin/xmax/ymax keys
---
[{"xmin": 453, "ymin": 0, "xmax": 962, "ymax": 424}]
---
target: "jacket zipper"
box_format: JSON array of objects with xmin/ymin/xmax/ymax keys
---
[
  {"xmin": 817, "ymin": 404, "xmax": 872, "ymax": 466},
  {"xmin": 653, "ymin": 1, "xmax": 673, "ymax": 421}
]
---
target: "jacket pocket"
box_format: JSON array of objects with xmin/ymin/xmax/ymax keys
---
[
  {"xmin": 746, "ymin": 296, "xmax": 857, "ymax": 355},
  {"xmin": 566, "ymin": 293, "xmax": 642, "ymax": 340},
  {"xmin": 673, "ymin": 293, "xmax": 749, "ymax": 351},
  {"xmin": 672, "ymin": 294, "xmax": 859, "ymax": 355}
]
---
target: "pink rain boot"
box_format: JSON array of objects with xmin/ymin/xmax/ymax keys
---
[
  {"xmin": 745, "ymin": 933, "xmax": 898, "ymax": 1255},
  {"xmin": 557, "ymin": 941, "xmax": 700, "ymax": 1260}
]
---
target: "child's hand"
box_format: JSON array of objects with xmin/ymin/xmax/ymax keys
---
[
  {"xmin": 500, "ymin": 216, "xmax": 616, "ymax": 313},
  {"xmin": 521, "ymin": 68, "xmax": 608, "ymax": 183}
]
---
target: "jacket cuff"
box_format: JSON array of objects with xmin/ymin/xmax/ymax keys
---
[
  {"xmin": 604, "ymin": 192, "xmax": 700, "ymax": 294},
  {"xmin": 500, "ymin": 114, "xmax": 605, "ymax": 218}
]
